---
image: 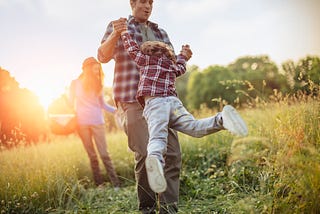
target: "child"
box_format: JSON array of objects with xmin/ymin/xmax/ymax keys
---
[{"xmin": 120, "ymin": 31, "xmax": 248, "ymax": 193}]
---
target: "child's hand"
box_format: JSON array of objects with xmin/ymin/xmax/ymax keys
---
[{"xmin": 180, "ymin": 44, "xmax": 193, "ymax": 61}]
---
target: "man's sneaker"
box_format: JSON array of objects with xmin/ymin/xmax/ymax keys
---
[
  {"xmin": 222, "ymin": 105, "xmax": 248, "ymax": 136},
  {"xmin": 145, "ymin": 156, "xmax": 167, "ymax": 193}
]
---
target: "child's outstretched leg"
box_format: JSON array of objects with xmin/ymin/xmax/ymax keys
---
[{"xmin": 169, "ymin": 97, "xmax": 248, "ymax": 137}]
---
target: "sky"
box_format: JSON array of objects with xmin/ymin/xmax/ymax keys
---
[{"xmin": 1, "ymin": 0, "xmax": 320, "ymax": 108}]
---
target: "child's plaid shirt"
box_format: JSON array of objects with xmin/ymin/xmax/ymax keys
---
[
  {"xmin": 121, "ymin": 32, "xmax": 187, "ymax": 107},
  {"xmin": 98, "ymin": 15, "xmax": 174, "ymax": 103}
]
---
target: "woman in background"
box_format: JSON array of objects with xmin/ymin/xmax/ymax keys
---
[{"xmin": 69, "ymin": 57, "xmax": 120, "ymax": 189}]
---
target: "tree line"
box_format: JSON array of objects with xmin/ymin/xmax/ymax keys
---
[
  {"xmin": 176, "ymin": 55, "xmax": 320, "ymax": 110},
  {"xmin": 0, "ymin": 68, "xmax": 47, "ymax": 148},
  {"xmin": 1, "ymin": 55, "xmax": 319, "ymax": 149}
]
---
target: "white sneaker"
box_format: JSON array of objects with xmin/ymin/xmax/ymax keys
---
[
  {"xmin": 222, "ymin": 105, "xmax": 248, "ymax": 136},
  {"xmin": 145, "ymin": 156, "xmax": 167, "ymax": 193}
]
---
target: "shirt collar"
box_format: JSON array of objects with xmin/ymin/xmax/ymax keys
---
[{"xmin": 128, "ymin": 15, "xmax": 158, "ymax": 29}]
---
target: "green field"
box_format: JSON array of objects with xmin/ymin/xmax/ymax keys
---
[{"xmin": 1, "ymin": 100, "xmax": 319, "ymax": 213}]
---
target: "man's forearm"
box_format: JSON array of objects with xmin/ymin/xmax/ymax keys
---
[{"xmin": 97, "ymin": 32, "xmax": 120, "ymax": 63}]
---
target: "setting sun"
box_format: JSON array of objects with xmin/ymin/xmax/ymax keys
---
[
  {"xmin": 28, "ymin": 68, "xmax": 114, "ymax": 112},
  {"xmin": 29, "ymin": 83, "xmax": 68, "ymax": 112},
  {"xmin": 36, "ymin": 91, "xmax": 56, "ymax": 111}
]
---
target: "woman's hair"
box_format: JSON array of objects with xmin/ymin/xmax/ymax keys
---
[{"xmin": 79, "ymin": 57, "xmax": 104, "ymax": 95}]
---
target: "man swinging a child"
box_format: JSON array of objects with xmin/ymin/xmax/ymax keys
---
[{"xmin": 119, "ymin": 23, "xmax": 248, "ymax": 193}]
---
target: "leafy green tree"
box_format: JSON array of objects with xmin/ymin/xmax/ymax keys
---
[
  {"xmin": 186, "ymin": 56, "xmax": 291, "ymax": 110},
  {"xmin": 176, "ymin": 65, "xmax": 199, "ymax": 106},
  {"xmin": 0, "ymin": 67, "xmax": 47, "ymax": 147},
  {"xmin": 282, "ymin": 55, "xmax": 320, "ymax": 95},
  {"xmin": 228, "ymin": 55, "xmax": 289, "ymax": 103},
  {"xmin": 186, "ymin": 65, "xmax": 235, "ymax": 110},
  {"xmin": 0, "ymin": 68, "xmax": 20, "ymax": 147},
  {"xmin": 186, "ymin": 68, "xmax": 204, "ymax": 110},
  {"xmin": 0, "ymin": 67, "xmax": 19, "ymax": 92}
]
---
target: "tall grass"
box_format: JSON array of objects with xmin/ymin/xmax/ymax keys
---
[
  {"xmin": 1, "ymin": 99, "xmax": 319, "ymax": 213},
  {"xmin": 0, "ymin": 133, "xmax": 135, "ymax": 213},
  {"xmin": 177, "ymin": 99, "xmax": 320, "ymax": 213}
]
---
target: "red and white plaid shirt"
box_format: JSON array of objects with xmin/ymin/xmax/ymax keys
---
[
  {"xmin": 98, "ymin": 16, "xmax": 173, "ymax": 103},
  {"xmin": 121, "ymin": 32, "xmax": 187, "ymax": 107}
]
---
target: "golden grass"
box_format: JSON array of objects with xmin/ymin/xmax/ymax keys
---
[{"xmin": 0, "ymin": 100, "xmax": 319, "ymax": 213}]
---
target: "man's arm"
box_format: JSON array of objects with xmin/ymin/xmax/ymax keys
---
[
  {"xmin": 98, "ymin": 32, "xmax": 120, "ymax": 63},
  {"xmin": 97, "ymin": 18, "xmax": 127, "ymax": 63}
]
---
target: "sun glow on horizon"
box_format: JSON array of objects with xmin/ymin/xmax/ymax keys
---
[
  {"xmin": 37, "ymin": 93, "xmax": 56, "ymax": 112},
  {"xmin": 17, "ymin": 64, "xmax": 115, "ymax": 114},
  {"xmin": 29, "ymin": 84, "xmax": 67, "ymax": 112}
]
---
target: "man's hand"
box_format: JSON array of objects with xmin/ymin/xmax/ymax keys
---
[
  {"xmin": 180, "ymin": 44, "xmax": 193, "ymax": 61},
  {"xmin": 112, "ymin": 18, "xmax": 128, "ymax": 36}
]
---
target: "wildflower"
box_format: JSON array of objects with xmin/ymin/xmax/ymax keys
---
[
  {"xmin": 245, "ymin": 80, "xmax": 254, "ymax": 91},
  {"xmin": 219, "ymin": 171, "xmax": 225, "ymax": 177},
  {"xmin": 31, "ymin": 192, "xmax": 39, "ymax": 198}
]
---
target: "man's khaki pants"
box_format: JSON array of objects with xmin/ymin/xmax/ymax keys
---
[{"xmin": 117, "ymin": 101, "xmax": 181, "ymax": 213}]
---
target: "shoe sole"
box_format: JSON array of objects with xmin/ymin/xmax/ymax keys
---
[
  {"xmin": 145, "ymin": 156, "xmax": 167, "ymax": 193},
  {"xmin": 222, "ymin": 105, "xmax": 248, "ymax": 136}
]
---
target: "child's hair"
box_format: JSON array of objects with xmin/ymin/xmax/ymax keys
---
[{"xmin": 141, "ymin": 41, "xmax": 176, "ymax": 63}]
